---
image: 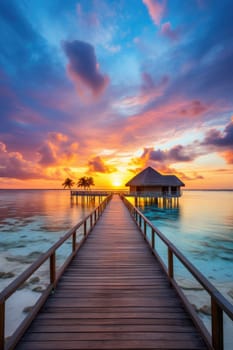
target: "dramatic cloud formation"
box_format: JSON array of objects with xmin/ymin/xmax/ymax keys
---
[
  {"xmin": 63, "ymin": 40, "xmax": 109, "ymax": 98},
  {"xmin": 0, "ymin": 0, "xmax": 233, "ymax": 188},
  {"xmin": 38, "ymin": 132, "xmax": 79, "ymax": 166},
  {"xmin": 202, "ymin": 119, "xmax": 233, "ymax": 164},
  {"xmin": 0, "ymin": 142, "xmax": 40, "ymax": 179},
  {"xmin": 141, "ymin": 145, "xmax": 199, "ymax": 163},
  {"xmin": 202, "ymin": 119, "xmax": 233, "ymax": 147},
  {"xmin": 88, "ymin": 156, "xmax": 116, "ymax": 173},
  {"xmin": 129, "ymin": 147, "xmax": 205, "ymax": 182},
  {"xmin": 143, "ymin": 0, "xmax": 166, "ymax": 26}
]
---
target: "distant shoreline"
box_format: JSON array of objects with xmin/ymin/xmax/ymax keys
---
[{"xmin": 0, "ymin": 188, "xmax": 233, "ymax": 191}]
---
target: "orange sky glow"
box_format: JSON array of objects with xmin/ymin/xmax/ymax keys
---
[{"xmin": 0, "ymin": 1, "xmax": 233, "ymax": 190}]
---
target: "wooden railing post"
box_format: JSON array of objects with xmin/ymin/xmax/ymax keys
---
[
  {"xmin": 151, "ymin": 228, "xmax": 155, "ymax": 251},
  {"xmin": 0, "ymin": 301, "xmax": 5, "ymax": 350},
  {"xmin": 168, "ymin": 248, "xmax": 174, "ymax": 280},
  {"xmin": 72, "ymin": 231, "xmax": 76, "ymax": 252},
  {"xmin": 90, "ymin": 214, "xmax": 93, "ymax": 229},
  {"xmin": 144, "ymin": 220, "xmax": 147, "ymax": 238},
  {"xmin": 139, "ymin": 216, "xmax": 142, "ymax": 228},
  {"xmin": 211, "ymin": 297, "xmax": 223, "ymax": 350},
  {"xmin": 50, "ymin": 253, "xmax": 56, "ymax": 286},
  {"xmin": 94, "ymin": 209, "xmax": 97, "ymax": 223},
  {"xmin": 84, "ymin": 220, "xmax": 87, "ymax": 236}
]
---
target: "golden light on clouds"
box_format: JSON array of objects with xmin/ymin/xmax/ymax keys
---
[{"xmin": 0, "ymin": 1, "xmax": 233, "ymax": 190}]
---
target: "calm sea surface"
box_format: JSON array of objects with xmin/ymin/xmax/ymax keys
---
[
  {"xmin": 129, "ymin": 190, "xmax": 233, "ymax": 284},
  {"xmin": 0, "ymin": 189, "xmax": 232, "ymax": 285},
  {"xmin": 0, "ymin": 189, "xmax": 233, "ymax": 344},
  {"xmin": 0, "ymin": 190, "xmax": 96, "ymax": 285}
]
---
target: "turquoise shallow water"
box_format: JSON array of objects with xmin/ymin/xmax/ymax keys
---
[
  {"xmin": 0, "ymin": 190, "xmax": 96, "ymax": 274},
  {"xmin": 129, "ymin": 190, "xmax": 233, "ymax": 283},
  {"xmin": 0, "ymin": 189, "xmax": 232, "ymax": 284},
  {"xmin": 0, "ymin": 190, "xmax": 99, "ymax": 336}
]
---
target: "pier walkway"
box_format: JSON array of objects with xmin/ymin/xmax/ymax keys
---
[{"xmin": 16, "ymin": 195, "xmax": 207, "ymax": 349}]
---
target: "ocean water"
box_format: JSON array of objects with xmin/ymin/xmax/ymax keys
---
[
  {"xmin": 132, "ymin": 190, "xmax": 233, "ymax": 284},
  {"xmin": 0, "ymin": 190, "xmax": 97, "ymax": 289},
  {"xmin": 0, "ymin": 189, "xmax": 232, "ymax": 344},
  {"xmin": 0, "ymin": 189, "xmax": 100, "ymax": 337},
  {"xmin": 1, "ymin": 189, "xmax": 232, "ymax": 287}
]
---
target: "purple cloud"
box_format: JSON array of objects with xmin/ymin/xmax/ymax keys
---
[
  {"xmin": 38, "ymin": 132, "xmax": 79, "ymax": 166},
  {"xmin": 141, "ymin": 145, "xmax": 199, "ymax": 163},
  {"xmin": 202, "ymin": 119, "xmax": 233, "ymax": 147},
  {"xmin": 88, "ymin": 156, "xmax": 116, "ymax": 173},
  {"xmin": 0, "ymin": 142, "xmax": 41, "ymax": 179},
  {"xmin": 63, "ymin": 40, "xmax": 109, "ymax": 97}
]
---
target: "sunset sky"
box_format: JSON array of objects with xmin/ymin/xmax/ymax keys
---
[{"xmin": 0, "ymin": 0, "xmax": 233, "ymax": 189}]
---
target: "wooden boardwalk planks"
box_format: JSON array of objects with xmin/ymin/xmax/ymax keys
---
[{"xmin": 16, "ymin": 195, "xmax": 207, "ymax": 349}]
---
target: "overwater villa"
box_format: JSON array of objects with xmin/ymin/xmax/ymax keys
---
[{"xmin": 125, "ymin": 166, "xmax": 185, "ymax": 198}]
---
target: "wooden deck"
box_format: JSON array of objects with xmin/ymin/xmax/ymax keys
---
[{"xmin": 16, "ymin": 195, "xmax": 207, "ymax": 350}]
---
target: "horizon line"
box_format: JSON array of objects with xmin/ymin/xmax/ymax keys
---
[{"xmin": 0, "ymin": 188, "xmax": 233, "ymax": 191}]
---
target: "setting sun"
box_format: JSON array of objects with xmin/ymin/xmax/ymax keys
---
[{"xmin": 111, "ymin": 174, "xmax": 124, "ymax": 188}]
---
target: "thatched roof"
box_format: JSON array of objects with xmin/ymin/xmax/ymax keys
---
[{"xmin": 125, "ymin": 167, "xmax": 185, "ymax": 187}]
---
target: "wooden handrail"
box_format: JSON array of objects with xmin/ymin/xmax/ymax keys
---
[
  {"xmin": 121, "ymin": 195, "xmax": 233, "ymax": 350},
  {"xmin": 0, "ymin": 194, "xmax": 112, "ymax": 350},
  {"xmin": 125, "ymin": 191, "xmax": 182, "ymax": 198}
]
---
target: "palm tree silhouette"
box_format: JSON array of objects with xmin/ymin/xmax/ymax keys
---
[
  {"xmin": 86, "ymin": 177, "xmax": 95, "ymax": 190},
  {"xmin": 62, "ymin": 178, "xmax": 75, "ymax": 189},
  {"xmin": 77, "ymin": 177, "xmax": 88, "ymax": 190},
  {"xmin": 77, "ymin": 177, "xmax": 95, "ymax": 190}
]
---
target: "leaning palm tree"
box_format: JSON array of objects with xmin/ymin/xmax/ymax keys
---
[
  {"xmin": 77, "ymin": 177, "xmax": 88, "ymax": 190},
  {"xmin": 62, "ymin": 178, "xmax": 75, "ymax": 189}
]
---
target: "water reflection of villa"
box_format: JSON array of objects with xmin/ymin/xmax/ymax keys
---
[{"xmin": 125, "ymin": 167, "xmax": 185, "ymax": 203}]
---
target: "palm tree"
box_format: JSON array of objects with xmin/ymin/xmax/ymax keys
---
[
  {"xmin": 86, "ymin": 177, "xmax": 95, "ymax": 190},
  {"xmin": 62, "ymin": 178, "xmax": 75, "ymax": 189},
  {"xmin": 77, "ymin": 176, "xmax": 95, "ymax": 190},
  {"xmin": 77, "ymin": 177, "xmax": 88, "ymax": 190}
]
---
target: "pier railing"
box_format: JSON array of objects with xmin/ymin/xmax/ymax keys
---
[
  {"xmin": 125, "ymin": 190, "xmax": 182, "ymax": 198},
  {"xmin": 121, "ymin": 195, "xmax": 233, "ymax": 350},
  {"xmin": 0, "ymin": 194, "xmax": 112, "ymax": 350},
  {"xmin": 71, "ymin": 190, "xmax": 111, "ymax": 196}
]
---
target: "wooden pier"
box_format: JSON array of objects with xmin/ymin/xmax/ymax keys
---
[{"xmin": 15, "ymin": 195, "xmax": 207, "ymax": 350}]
